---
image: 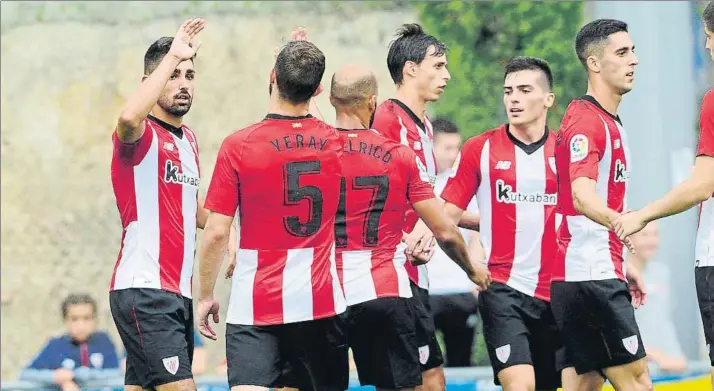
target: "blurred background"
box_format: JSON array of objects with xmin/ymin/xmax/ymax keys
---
[{"xmin": 1, "ymin": 1, "xmax": 712, "ymax": 389}]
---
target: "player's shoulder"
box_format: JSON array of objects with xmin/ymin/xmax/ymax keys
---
[
  {"xmin": 374, "ymin": 99, "xmax": 402, "ymax": 123},
  {"xmin": 560, "ymin": 97, "xmax": 606, "ymax": 134},
  {"xmin": 462, "ymin": 125, "xmax": 503, "ymax": 151}
]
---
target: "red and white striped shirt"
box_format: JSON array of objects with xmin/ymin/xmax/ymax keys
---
[
  {"xmin": 554, "ymin": 96, "xmax": 630, "ymax": 282},
  {"xmin": 442, "ymin": 125, "xmax": 557, "ymax": 301},
  {"xmin": 110, "ymin": 116, "xmax": 200, "ymax": 298},
  {"xmin": 372, "ymin": 99, "xmax": 437, "ymax": 289},
  {"xmin": 334, "ymin": 128, "xmax": 435, "ymax": 306},
  {"xmin": 205, "ymin": 114, "xmax": 346, "ymax": 326},
  {"xmin": 696, "ymin": 89, "xmax": 714, "ymax": 268}
]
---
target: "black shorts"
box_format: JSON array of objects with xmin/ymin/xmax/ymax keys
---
[
  {"xmin": 696, "ymin": 267, "xmax": 714, "ymax": 366},
  {"xmin": 551, "ymin": 279, "xmax": 646, "ymax": 375},
  {"xmin": 410, "ymin": 282, "xmax": 445, "ymax": 371},
  {"xmin": 342, "ymin": 297, "xmax": 421, "ymax": 389},
  {"xmin": 110, "ymin": 288, "xmax": 194, "ymax": 389},
  {"xmin": 225, "ymin": 316, "xmax": 349, "ymax": 391},
  {"xmin": 479, "ymin": 282, "xmax": 563, "ymax": 389},
  {"xmin": 430, "ymin": 292, "xmax": 479, "ymax": 367}
]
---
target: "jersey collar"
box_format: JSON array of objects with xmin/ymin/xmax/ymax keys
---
[
  {"xmin": 147, "ymin": 114, "xmax": 184, "ymax": 139},
  {"xmin": 505, "ymin": 124, "xmax": 549, "ymax": 155},
  {"xmin": 579, "ymin": 95, "xmax": 622, "ymax": 125}
]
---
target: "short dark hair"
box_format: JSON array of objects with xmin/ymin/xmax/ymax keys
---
[
  {"xmin": 431, "ymin": 117, "xmax": 459, "ymax": 135},
  {"xmin": 387, "ymin": 23, "xmax": 447, "ymax": 85},
  {"xmin": 144, "ymin": 37, "xmax": 195, "ymax": 75},
  {"xmin": 274, "ymin": 41, "xmax": 326, "ymax": 105},
  {"xmin": 575, "ymin": 19, "xmax": 629, "ymax": 68},
  {"xmin": 704, "ymin": 2, "xmax": 714, "ymax": 31},
  {"xmin": 61, "ymin": 293, "xmax": 97, "ymax": 319},
  {"xmin": 504, "ymin": 56, "xmax": 554, "ymax": 91}
]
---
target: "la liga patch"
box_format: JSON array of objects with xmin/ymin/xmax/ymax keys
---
[{"xmin": 570, "ymin": 134, "xmax": 588, "ymax": 163}]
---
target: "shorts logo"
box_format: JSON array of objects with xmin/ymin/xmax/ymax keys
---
[
  {"xmin": 162, "ymin": 356, "xmax": 179, "ymax": 375},
  {"xmin": 570, "ymin": 134, "xmax": 588, "ymax": 163},
  {"xmin": 622, "ymin": 335, "xmax": 638, "ymax": 355},
  {"xmin": 495, "ymin": 344, "xmax": 511, "ymax": 363},
  {"xmin": 418, "ymin": 345, "xmax": 430, "ymax": 365}
]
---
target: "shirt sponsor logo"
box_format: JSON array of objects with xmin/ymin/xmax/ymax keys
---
[
  {"xmin": 164, "ymin": 161, "xmax": 200, "ymax": 187},
  {"xmin": 613, "ymin": 159, "xmax": 629, "ymax": 183},
  {"xmin": 496, "ymin": 179, "xmax": 557, "ymax": 205}
]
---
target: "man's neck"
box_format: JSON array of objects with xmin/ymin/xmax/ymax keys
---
[
  {"xmin": 586, "ymin": 79, "xmax": 622, "ymax": 116},
  {"xmin": 335, "ymin": 113, "xmax": 368, "ymax": 130},
  {"xmin": 268, "ymin": 95, "xmax": 310, "ymax": 117},
  {"xmin": 150, "ymin": 107, "xmax": 182, "ymax": 128},
  {"xmin": 509, "ymin": 116, "xmax": 547, "ymax": 144},
  {"xmin": 395, "ymin": 87, "xmax": 427, "ymax": 121}
]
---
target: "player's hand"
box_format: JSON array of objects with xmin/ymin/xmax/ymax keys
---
[
  {"xmin": 53, "ymin": 368, "xmax": 74, "ymax": 386},
  {"xmin": 626, "ymin": 265, "xmax": 647, "ymax": 309},
  {"xmin": 168, "ymin": 18, "xmax": 205, "ymax": 62},
  {"xmin": 408, "ymin": 242, "xmax": 436, "ymax": 265},
  {"xmin": 468, "ymin": 263, "xmax": 491, "ymax": 292},
  {"xmin": 196, "ymin": 297, "xmax": 220, "ymax": 340},
  {"xmin": 404, "ymin": 220, "xmax": 434, "ymax": 256},
  {"xmin": 613, "ymin": 210, "xmax": 647, "ymax": 242}
]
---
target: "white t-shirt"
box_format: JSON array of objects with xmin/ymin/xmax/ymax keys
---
[{"xmin": 427, "ymin": 169, "xmax": 480, "ymax": 295}]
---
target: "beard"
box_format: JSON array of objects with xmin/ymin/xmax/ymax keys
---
[{"xmin": 158, "ymin": 95, "xmax": 192, "ymax": 117}]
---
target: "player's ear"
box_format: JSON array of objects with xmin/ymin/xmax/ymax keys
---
[
  {"xmin": 329, "ymin": 95, "xmax": 337, "ymax": 108},
  {"xmin": 586, "ymin": 55, "xmax": 601, "ymax": 73},
  {"xmin": 269, "ymin": 68, "xmax": 276, "ymax": 86},
  {"xmin": 141, "ymin": 75, "xmax": 149, "ymax": 83},
  {"xmin": 404, "ymin": 61, "xmax": 417, "ymax": 79},
  {"xmin": 369, "ymin": 95, "xmax": 377, "ymax": 112},
  {"xmin": 544, "ymin": 91, "xmax": 555, "ymax": 109}
]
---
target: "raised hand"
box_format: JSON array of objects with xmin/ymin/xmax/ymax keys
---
[{"xmin": 169, "ymin": 18, "xmax": 206, "ymax": 61}]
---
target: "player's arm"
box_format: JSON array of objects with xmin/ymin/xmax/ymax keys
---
[
  {"xmin": 637, "ymin": 156, "xmax": 714, "ymax": 221},
  {"xmin": 197, "ymin": 196, "xmax": 209, "ymax": 229},
  {"xmin": 567, "ymin": 121, "xmax": 619, "ymax": 229},
  {"xmin": 404, "ymin": 147, "xmax": 490, "ymax": 289},
  {"xmin": 638, "ymin": 94, "xmax": 714, "ymax": 222},
  {"xmin": 412, "ymin": 199, "xmax": 490, "ymax": 290},
  {"xmin": 572, "ymin": 177, "xmax": 620, "ymax": 229},
  {"xmin": 196, "ymin": 138, "xmax": 240, "ymax": 339},
  {"xmin": 116, "ymin": 19, "xmax": 204, "ymax": 143}
]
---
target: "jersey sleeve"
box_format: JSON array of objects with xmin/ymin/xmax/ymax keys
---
[
  {"xmin": 441, "ymin": 136, "xmax": 483, "ymax": 210},
  {"xmin": 565, "ymin": 115, "xmax": 607, "ymax": 182},
  {"xmin": 400, "ymin": 146, "xmax": 435, "ymax": 204},
  {"xmin": 204, "ymin": 137, "xmax": 241, "ymax": 217},
  {"xmin": 112, "ymin": 121, "xmax": 153, "ymax": 166},
  {"xmin": 372, "ymin": 109, "xmax": 404, "ymax": 144},
  {"xmin": 697, "ymin": 89, "xmax": 714, "ymax": 158}
]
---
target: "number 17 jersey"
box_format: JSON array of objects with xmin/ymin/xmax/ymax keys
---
[
  {"xmin": 204, "ymin": 114, "xmax": 346, "ymax": 326},
  {"xmin": 335, "ymin": 128, "xmax": 436, "ymax": 306}
]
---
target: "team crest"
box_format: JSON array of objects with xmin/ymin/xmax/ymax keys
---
[
  {"xmin": 495, "ymin": 344, "xmax": 511, "ymax": 363},
  {"xmin": 162, "ymin": 356, "xmax": 179, "ymax": 375},
  {"xmin": 418, "ymin": 345, "xmax": 430, "ymax": 365},
  {"xmin": 62, "ymin": 358, "xmax": 76, "ymax": 369},
  {"xmin": 622, "ymin": 335, "xmax": 638, "ymax": 355},
  {"xmin": 570, "ymin": 134, "xmax": 588, "ymax": 163},
  {"xmin": 548, "ymin": 157, "xmax": 557, "ymax": 174},
  {"xmin": 90, "ymin": 352, "xmax": 104, "ymax": 368}
]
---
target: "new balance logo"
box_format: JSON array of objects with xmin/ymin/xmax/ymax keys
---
[
  {"xmin": 495, "ymin": 179, "xmax": 557, "ymax": 205},
  {"xmin": 495, "ymin": 161, "xmax": 511, "ymax": 170},
  {"xmin": 614, "ymin": 159, "xmax": 629, "ymax": 183},
  {"xmin": 164, "ymin": 161, "xmax": 200, "ymax": 187},
  {"xmin": 614, "ymin": 139, "xmax": 621, "ymax": 149},
  {"xmin": 163, "ymin": 142, "xmax": 175, "ymax": 151}
]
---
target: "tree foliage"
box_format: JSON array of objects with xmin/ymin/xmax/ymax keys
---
[{"xmin": 415, "ymin": 1, "xmax": 587, "ymax": 137}]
